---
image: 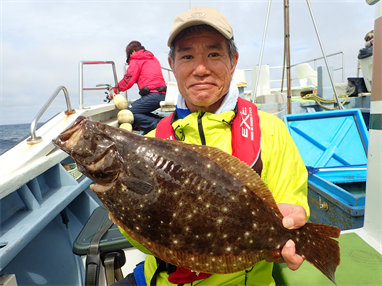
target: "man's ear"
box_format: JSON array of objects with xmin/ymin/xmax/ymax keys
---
[
  {"xmin": 231, "ymin": 52, "xmax": 239, "ymax": 77},
  {"xmin": 168, "ymin": 57, "xmax": 175, "ymax": 73}
]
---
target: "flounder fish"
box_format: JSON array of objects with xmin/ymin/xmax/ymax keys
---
[{"xmin": 53, "ymin": 116, "xmax": 340, "ymax": 284}]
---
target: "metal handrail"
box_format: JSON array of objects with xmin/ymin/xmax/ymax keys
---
[
  {"xmin": 27, "ymin": 86, "xmax": 75, "ymax": 145},
  {"xmin": 122, "ymin": 63, "xmax": 128, "ymax": 99},
  {"xmin": 79, "ymin": 61, "xmax": 120, "ymax": 109},
  {"xmin": 291, "ymin": 51, "xmax": 345, "ymax": 83},
  {"xmin": 161, "ymin": 67, "xmax": 174, "ymax": 82},
  {"xmin": 243, "ymin": 51, "xmax": 345, "ymax": 90}
]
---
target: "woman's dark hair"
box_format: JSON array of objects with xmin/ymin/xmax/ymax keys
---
[{"xmin": 126, "ymin": 41, "xmax": 145, "ymax": 62}]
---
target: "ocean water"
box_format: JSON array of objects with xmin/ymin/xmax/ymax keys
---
[{"xmin": 0, "ymin": 123, "xmax": 43, "ymax": 155}]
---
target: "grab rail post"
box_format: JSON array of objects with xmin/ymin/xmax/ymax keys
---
[
  {"xmin": 79, "ymin": 61, "xmax": 119, "ymax": 109},
  {"xmin": 123, "ymin": 63, "xmax": 128, "ymax": 99},
  {"xmin": 27, "ymin": 86, "xmax": 75, "ymax": 144}
]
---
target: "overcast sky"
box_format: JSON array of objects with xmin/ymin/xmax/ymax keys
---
[{"xmin": 0, "ymin": 0, "xmax": 376, "ymax": 125}]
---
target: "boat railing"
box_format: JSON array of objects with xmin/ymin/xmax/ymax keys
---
[
  {"xmin": 243, "ymin": 51, "xmax": 345, "ymax": 90},
  {"xmin": 130, "ymin": 52, "xmax": 344, "ymax": 94},
  {"xmin": 161, "ymin": 67, "xmax": 174, "ymax": 82},
  {"xmin": 79, "ymin": 61, "xmax": 120, "ymax": 109},
  {"xmin": 292, "ymin": 51, "xmax": 345, "ymax": 82},
  {"xmin": 27, "ymin": 86, "xmax": 75, "ymax": 145}
]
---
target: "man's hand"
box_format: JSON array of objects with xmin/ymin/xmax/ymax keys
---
[
  {"xmin": 266, "ymin": 203, "xmax": 307, "ymax": 271},
  {"xmin": 108, "ymin": 90, "xmax": 115, "ymax": 100}
]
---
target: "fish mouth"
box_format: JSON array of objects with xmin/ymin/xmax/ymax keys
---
[
  {"xmin": 90, "ymin": 181, "xmax": 115, "ymax": 193},
  {"xmin": 52, "ymin": 116, "xmax": 87, "ymax": 149}
]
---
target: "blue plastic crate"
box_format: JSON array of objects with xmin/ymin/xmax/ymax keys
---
[{"xmin": 284, "ymin": 109, "xmax": 369, "ymax": 230}]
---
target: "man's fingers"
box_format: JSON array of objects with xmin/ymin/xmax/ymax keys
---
[
  {"xmin": 278, "ymin": 203, "xmax": 307, "ymax": 230},
  {"xmin": 282, "ymin": 217, "xmax": 295, "ymax": 229},
  {"xmin": 281, "ymin": 240, "xmax": 304, "ymax": 271}
]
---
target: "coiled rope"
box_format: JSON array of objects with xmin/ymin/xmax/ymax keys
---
[{"xmin": 301, "ymin": 93, "xmax": 349, "ymax": 110}]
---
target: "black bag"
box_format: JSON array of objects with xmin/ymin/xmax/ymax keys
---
[
  {"xmin": 139, "ymin": 86, "xmax": 167, "ymax": 96},
  {"xmin": 358, "ymin": 46, "xmax": 373, "ymax": 59},
  {"xmin": 139, "ymin": 86, "xmax": 151, "ymax": 96},
  {"xmin": 156, "ymin": 86, "xmax": 167, "ymax": 93}
]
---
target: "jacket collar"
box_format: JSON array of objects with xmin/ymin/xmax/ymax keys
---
[{"xmin": 175, "ymin": 79, "xmax": 239, "ymax": 119}]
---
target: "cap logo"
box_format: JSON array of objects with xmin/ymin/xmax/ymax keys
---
[{"xmin": 188, "ymin": 12, "xmax": 206, "ymax": 20}]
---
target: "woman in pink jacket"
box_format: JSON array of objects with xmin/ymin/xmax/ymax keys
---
[{"xmin": 112, "ymin": 41, "xmax": 166, "ymax": 133}]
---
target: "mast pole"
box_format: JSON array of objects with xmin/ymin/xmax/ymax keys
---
[{"xmin": 284, "ymin": 0, "xmax": 292, "ymax": 114}]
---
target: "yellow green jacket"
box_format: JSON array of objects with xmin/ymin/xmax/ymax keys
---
[{"xmin": 120, "ymin": 108, "xmax": 309, "ymax": 285}]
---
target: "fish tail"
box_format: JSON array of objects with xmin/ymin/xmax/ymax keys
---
[{"xmin": 295, "ymin": 223, "xmax": 341, "ymax": 285}]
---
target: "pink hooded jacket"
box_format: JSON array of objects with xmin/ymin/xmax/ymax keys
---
[{"xmin": 113, "ymin": 49, "xmax": 166, "ymax": 93}]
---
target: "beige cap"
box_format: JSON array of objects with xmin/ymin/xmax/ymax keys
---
[{"xmin": 168, "ymin": 6, "xmax": 234, "ymax": 47}]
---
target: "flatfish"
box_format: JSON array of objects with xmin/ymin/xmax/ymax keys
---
[{"xmin": 53, "ymin": 116, "xmax": 340, "ymax": 284}]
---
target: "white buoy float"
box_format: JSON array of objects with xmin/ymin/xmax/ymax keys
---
[
  {"xmin": 113, "ymin": 94, "xmax": 128, "ymax": 110},
  {"xmin": 119, "ymin": 123, "xmax": 133, "ymax": 132},
  {"xmin": 118, "ymin": 109, "xmax": 134, "ymax": 125}
]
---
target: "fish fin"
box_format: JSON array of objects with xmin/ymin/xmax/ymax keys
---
[
  {"xmin": 114, "ymin": 218, "xmax": 268, "ymax": 274},
  {"xmin": 120, "ymin": 176, "xmax": 153, "ymax": 195},
  {"xmin": 297, "ymin": 223, "xmax": 341, "ymax": 285},
  {"xmin": 178, "ymin": 143, "xmax": 284, "ymax": 218}
]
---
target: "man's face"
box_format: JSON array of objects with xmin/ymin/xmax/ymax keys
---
[{"xmin": 169, "ymin": 29, "xmax": 238, "ymax": 113}]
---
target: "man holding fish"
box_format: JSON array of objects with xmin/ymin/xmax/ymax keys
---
[
  {"xmin": 115, "ymin": 6, "xmax": 311, "ymax": 286},
  {"xmin": 54, "ymin": 5, "xmax": 340, "ymax": 285}
]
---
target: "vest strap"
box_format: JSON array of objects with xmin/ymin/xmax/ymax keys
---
[{"xmin": 155, "ymin": 98, "xmax": 261, "ymax": 167}]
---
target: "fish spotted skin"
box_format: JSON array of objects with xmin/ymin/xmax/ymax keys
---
[{"xmin": 53, "ymin": 116, "xmax": 340, "ymax": 284}]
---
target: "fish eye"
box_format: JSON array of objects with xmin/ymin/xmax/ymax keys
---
[{"xmin": 83, "ymin": 132, "xmax": 91, "ymax": 140}]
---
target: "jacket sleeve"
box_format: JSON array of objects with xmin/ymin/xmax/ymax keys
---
[
  {"xmin": 259, "ymin": 111, "xmax": 310, "ymax": 218},
  {"xmin": 118, "ymin": 226, "xmax": 153, "ymax": 255},
  {"xmin": 113, "ymin": 61, "xmax": 141, "ymax": 93}
]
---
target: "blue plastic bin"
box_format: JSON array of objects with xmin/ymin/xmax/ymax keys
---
[{"xmin": 284, "ymin": 109, "xmax": 368, "ymax": 230}]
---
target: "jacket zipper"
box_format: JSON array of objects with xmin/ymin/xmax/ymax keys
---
[{"xmin": 197, "ymin": 113, "xmax": 206, "ymax": 145}]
